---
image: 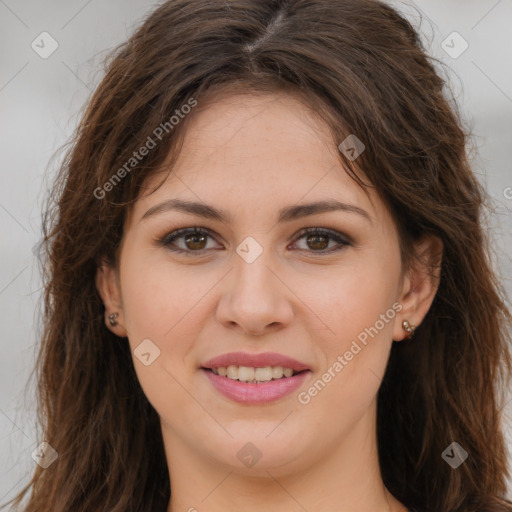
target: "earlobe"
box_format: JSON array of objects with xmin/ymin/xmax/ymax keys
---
[
  {"xmin": 95, "ymin": 261, "xmax": 127, "ymax": 337},
  {"xmin": 393, "ymin": 235, "xmax": 443, "ymax": 342}
]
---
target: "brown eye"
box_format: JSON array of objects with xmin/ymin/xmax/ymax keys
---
[
  {"xmin": 160, "ymin": 227, "xmax": 218, "ymax": 255},
  {"xmin": 292, "ymin": 228, "xmax": 352, "ymax": 253},
  {"xmin": 305, "ymin": 233, "xmax": 329, "ymax": 251},
  {"xmin": 183, "ymin": 232, "xmax": 208, "ymax": 250},
  {"xmin": 160, "ymin": 226, "xmax": 351, "ymax": 256}
]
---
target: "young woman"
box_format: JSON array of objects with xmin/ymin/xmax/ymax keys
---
[{"xmin": 3, "ymin": 0, "xmax": 512, "ymax": 511}]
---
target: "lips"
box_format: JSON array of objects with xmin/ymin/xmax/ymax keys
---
[
  {"xmin": 202, "ymin": 368, "xmax": 310, "ymax": 404},
  {"xmin": 201, "ymin": 351, "xmax": 310, "ymax": 372}
]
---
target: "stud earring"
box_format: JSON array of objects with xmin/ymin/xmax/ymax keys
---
[
  {"xmin": 109, "ymin": 312, "xmax": 119, "ymax": 326},
  {"xmin": 402, "ymin": 320, "xmax": 416, "ymax": 339}
]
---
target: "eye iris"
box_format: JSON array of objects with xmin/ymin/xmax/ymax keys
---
[
  {"xmin": 185, "ymin": 233, "xmax": 207, "ymax": 250},
  {"xmin": 307, "ymin": 233, "xmax": 329, "ymax": 251},
  {"xmin": 172, "ymin": 229, "xmax": 339, "ymax": 252}
]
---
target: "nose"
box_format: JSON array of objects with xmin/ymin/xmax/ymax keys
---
[{"xmin": 216, "ymin": 248, "xmax": 294, "ymax": 337}]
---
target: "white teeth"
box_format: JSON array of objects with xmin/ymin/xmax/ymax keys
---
[
  {"xmin": 271, "ymin": 366, "xmax": 284, "ymax": 379},
  {"xmin": 210, "ymin": 365, "xmax": 297, "ymax": 382},
  {"xmin": 254, "ymin": 367, "xmax": 272, "ymax": 382},
  {"xmin": 283, "ymin": 367, "xmax": 293, "ymax": 377},
  {"xmin": 227, "ymin": 365, "xmax": 238, "ymax": 380},
  {"xmin": 238, "ymin": 366, "xmax": 255, "ymax": 382}
]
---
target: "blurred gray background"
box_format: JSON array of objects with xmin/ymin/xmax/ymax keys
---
[{"xmin": 1, "ymin": 0, "xmax": 511, "ymax": 506}]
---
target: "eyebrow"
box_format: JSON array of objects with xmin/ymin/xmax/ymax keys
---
[{"xmin": 140, "ymin": 198, "xmax": 372, "ymax": 225}]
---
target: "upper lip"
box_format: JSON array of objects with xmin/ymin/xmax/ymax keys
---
[{"xmin": 202, "ymin": 352, "xmax": 310, "ymax": 372}]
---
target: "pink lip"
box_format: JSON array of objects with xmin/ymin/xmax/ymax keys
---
[
  {"xmin": 202, "ymin": 368, "xmax": 311, "ymax": 405},
  {"xmin": 201, "ymin": 351, "xmax": 310, "ymax": 372}
]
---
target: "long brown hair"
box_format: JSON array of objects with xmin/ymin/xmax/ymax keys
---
[{"xmin": 3, "ymin": 0, "xmax": 512, "ymax": 511}]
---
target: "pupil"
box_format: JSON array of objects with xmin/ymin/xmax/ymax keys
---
[
  {"xmin": 184, "ymin": 233, "xmax": 329, "ymax": 251},
  {"xmin": 308, "ymin": 234, "xmax": 328, "ymax": 250},
  {"xmin": 186, "ymin": 233, "xmax": 206, "ymax": 250}
]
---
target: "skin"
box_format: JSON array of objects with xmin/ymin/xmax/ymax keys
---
[{"xmin": 96, "ymin": 91, "xmax": 442, "ymax": 512}]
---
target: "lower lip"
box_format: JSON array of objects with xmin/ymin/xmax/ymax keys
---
[{"xmin": 202, "ymin": 368, "xmax": 311, "ymax": 405}]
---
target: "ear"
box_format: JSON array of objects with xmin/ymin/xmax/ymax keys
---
[
  {"xmin": 95, "ymin": 259, "xmax": 127, "ymax": 337},
  {"xmin": 393, "ymin": 234, "xmax": 443, "ymax": 342}
]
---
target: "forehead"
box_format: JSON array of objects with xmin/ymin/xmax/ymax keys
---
[
  {"xmin": 130, "ymin": 92, "xmax": 386, "ymax": 228},
  {"xmin": 175, "ymin": 91, "xmax": 339, "ymax": 179}
]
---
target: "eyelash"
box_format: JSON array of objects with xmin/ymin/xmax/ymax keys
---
[{"xmin": 158, "ymin": 226, "xmax": 352, "ymax": 256}]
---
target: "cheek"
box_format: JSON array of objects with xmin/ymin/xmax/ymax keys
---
[
  {"xmin": 117, "ymin": 249, "xmax": 200, "ymax": 411},
  {"xmin": 311, "ymin": 255, "xmax": 400, "ymax": 345},
  {"xmin": 120, "ymin": 247, "xmax": 200, "ymax": 341},
  {"xmin": 121, "ymin": 270, "xmax": 169, "ymax": 336},
  {"xmin": 301, "ymin": 256, "xmax": 399, "ymax": 411}
]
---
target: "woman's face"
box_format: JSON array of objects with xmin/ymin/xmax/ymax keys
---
[{"xmin": 98, "ymin": 92, "xmax": 429, "ymax": 478}]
